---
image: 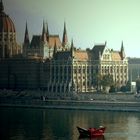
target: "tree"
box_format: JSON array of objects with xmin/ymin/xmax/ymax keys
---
[
  {"xmin": 92, "ymin": 73, "xmax": 102, "ymax": 92},
  {"xmin": 120, "ymin": 81, "xmax": 131, "ymax": 92},
  {"xmin": 101, "ymin": 74, "xmax": 113, "ymax": 93},
  {"xmin": 125, "ymin": 81, "xmax": 131, "ymax": 91},
  {"xmin": 101, "ymin": 74, "xmax": 113, "ymax": 86},
  {"xmin": 109, "ymin": 85, "xmax": 116, "ymax": 93}
]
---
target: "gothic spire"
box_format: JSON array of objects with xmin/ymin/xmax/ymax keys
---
[
  {"xmin": 45, "ymin": 22, "xmax": 49, "ymax": 36},
  {"xmin": 24, "ymin": 21, "xmax": 30, "ymax": 44},
  {"xmin": 0, "ymin": 0, "xmax": 4, "ymax": 12},
  {"xmin": 42, "ymin": 20, "xmax": 46, "ymax": 42},
  {"xmin": 71, "ymin": 39, "xmax": 74, "ymax": 49},
  {"xmin": 71, "ymin": 39, "xmax": 74, "ymax": 58},
  {"xmin": 105, "ymin": 41, "xmax": 107, "ymax": 46},
  {"xmin": 62, "ymin": 21, "xmax": 68, "ymax": 47},
  {"xmin": 121, "ymin": 41, "xmax": 124, "ymax": 50},
  {"xmin": 121, "ymin": 41, "xmax": 125, "ymax": 59},
  {"xmin": 53, "ymin": 39, "xmax": 57, "ymax": 57},
  {"xmin": 45, "ymin": 22, "xmax": 49, "ymax": 42}
]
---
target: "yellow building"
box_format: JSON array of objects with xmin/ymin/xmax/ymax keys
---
[{"xmin": 90, "ymin": 42, "xmax": 128, "ymax": 90}]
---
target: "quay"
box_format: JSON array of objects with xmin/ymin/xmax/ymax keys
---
[
  {"xmin": 1, "ymin": 99, "xmax": 140, "ymax": 112},
  {"xmin": 0, "ymin": 89, "xmax": 140, "ymax": 112}
]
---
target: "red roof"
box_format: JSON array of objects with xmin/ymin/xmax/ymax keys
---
[
  {"xmin": 48, "ymin": 35, "xmax": 62, "ymax": 49},
  {"xmin": 74, "ymin": 50, "xmax": 89, "ymax": 61},
  {"xmin": 111, "ymin": 51, "xmax": 122, "ymax": 61}
]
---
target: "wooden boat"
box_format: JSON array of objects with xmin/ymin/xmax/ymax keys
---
[{"xmin": 77, "ymin": 126, "xmax": 106, "ymax": 137}]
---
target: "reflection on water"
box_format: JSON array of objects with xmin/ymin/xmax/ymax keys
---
[
  {"xmin": 0, "ymin": 107, "xmax": 140, "ymax": 140},
  {"xmin": 78, "ymin": 135, "xmax": 105, "ymax": 140}
]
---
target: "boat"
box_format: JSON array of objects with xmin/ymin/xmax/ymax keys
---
[{"xmin": 77, "ymin": 126, "xmax": 106, "ymax": 137}]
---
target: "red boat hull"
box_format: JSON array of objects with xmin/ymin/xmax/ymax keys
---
[{"xmin": 77, "ymin": 126, "xmax": 106, "ymax": 137}]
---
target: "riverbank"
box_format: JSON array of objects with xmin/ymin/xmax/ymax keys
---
[
  {"xmin": 1, "ymin": 98, "xmax": 140, "ymax": 112},
  {"xmin": 1, "ymin": 100, "xmax": 140, "ymax": 112},
  {"xmin": 1, "ymin": 89, "xmax": 140, "ymax": 112}
]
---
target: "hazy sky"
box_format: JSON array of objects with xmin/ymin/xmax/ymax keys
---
[{"xmin": 3, "ymin": 0, "xmax": 140, "ymax": 57}]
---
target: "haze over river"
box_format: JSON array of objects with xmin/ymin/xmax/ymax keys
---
[{"xmin": 0, "ymin": 107, "xmax": 140, "ymax": 140}]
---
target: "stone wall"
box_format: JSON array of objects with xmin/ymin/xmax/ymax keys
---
[
  {"xmin": 0, "ymin": 58, "xmax": 45, "ymax": 89},
  {"xmin": 77, "ymin": 92, "xmax": 137, "ymax": 101}
]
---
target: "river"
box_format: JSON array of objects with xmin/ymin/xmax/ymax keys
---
[{"xmin": 0, "ymin": 107, "xmax": 140, "ymax": 140}]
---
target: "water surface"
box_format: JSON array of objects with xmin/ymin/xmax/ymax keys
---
[{"xmin": 0, "ymin": 107, "xmax": 140, "ymax": 140}]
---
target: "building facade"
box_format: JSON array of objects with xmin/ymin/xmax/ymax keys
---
[
  {"xmin": 0, "ymin": 0, "xmax": 128, "ymax": 96},
  {"xmin": 23, "ymin": 21, "xmax": 69, "ymax": 59},
  {"xmin": 90, "ymin": 42, "xmax": 128, "ymax": 88}
]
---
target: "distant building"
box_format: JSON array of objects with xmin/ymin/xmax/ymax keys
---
[
  {"xmin": 128, "ymin": 57, "xmax": 140, "ymax": 81},
  {"xmin": 0, "ymin": 0, "xmax": 128, "ymax": 96}
]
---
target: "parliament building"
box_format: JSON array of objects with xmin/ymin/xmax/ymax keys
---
[{"xmin": 0, "ymin": 1, "xmax": 128, "ymax": 96}]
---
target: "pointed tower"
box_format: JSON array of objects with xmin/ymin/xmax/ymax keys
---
[
  {"xmin": 0, "ymin": 0, "xmax": 4, "ymax": 12},
  {"xmin": 23, "ymin": 21, "xmax": 30, "ymax": 57},
  {"xmin": 24, "ymin": 21, "xmax": 30, "ymax": 44},
  {"xmin": 45, "ymin": 22, "xmax": 49, "ymax": 41},
  {"xmin": 70, "ymin": 39, "xmax": 74, "ymax": 58},
  {"xmin": 105, "ymin": 41, "xmax": 107, "ymax": 46},
  {"xmin": 53, "ymin": 40, "xmax": 57, "ymax": 58},
  {"xmin": 62, "ymin": 21, "xmax": 68, "ymax": 48},
  {"xmin": 41, "ymin": 20, "xmax": 47, "ymax": 42},
  {"xmin": 121, "ymin": 41, "xmax": 125, "ymax": 59}
]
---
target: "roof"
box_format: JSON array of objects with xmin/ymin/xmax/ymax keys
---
[
  {"xmin": 111, "ymin": 51, "xmax": 122, "ymax": 61},
  {"xmin": 30, "ymin": 35, "xmax": 41, "ymax": 47},
  {"xmin": 30, "ymin": 35, "xmax": 62, "ymax": 48},
  {"xmin": 74, "ymin": 50, "xmax": 89, "ymax": 61},
  {"xmin": 48, "ymin": 35, "xmax": 62, "ymax": 48},
  {"xmin": 0, "ymin": 1, "xmax": 15, "ymax": 33},
  {"xmin": 92, "ymin": 45, "xmax": 106, "ymax": 60},
  {"xmin": 54, "ymin": 51, "xmax": 71, "ymax": 60}
]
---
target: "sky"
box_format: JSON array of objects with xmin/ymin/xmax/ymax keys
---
[{"xmin": 3, "ymin": 0, "xmax": 140, "ymax": 57}]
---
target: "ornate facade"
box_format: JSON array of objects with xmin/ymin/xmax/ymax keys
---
[
  {"xmin": 0, "ymin": 1, "xmax": 128, "ymax": 95},
  {"xmin": 90, "ymin": 42, "xmax": 128, "ymax": 89},
  {"xmin": 44, "ymin": 41, "xmax": 128, "ymax": 94},
  {"xmin": 23, "ymin": 21, "xmax": 69, "ymax": 59}
]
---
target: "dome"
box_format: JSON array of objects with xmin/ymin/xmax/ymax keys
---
[{"xmin": 0, "ymin": 0, "xmax": 15, "ymax": 33}]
